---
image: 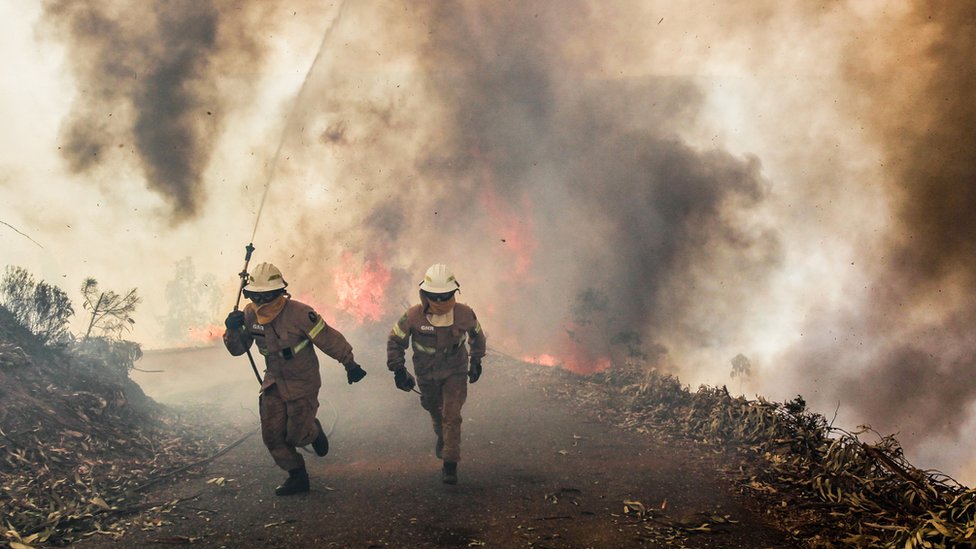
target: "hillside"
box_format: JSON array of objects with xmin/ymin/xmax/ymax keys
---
[{"xmin": 0, "ymin": 309, "xmax": 233, "ymax": 547}]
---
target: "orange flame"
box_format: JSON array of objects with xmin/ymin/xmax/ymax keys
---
[
  {"xmin": 522, "ymin": 353, "xmax": 561, "ymax": 367},
  {"xmin": 332, "ymin": 253, "xmax": 392, "ymax": 324},
  {"xmin": 522, "ymin": 335, "xmax": 612, "ymax": 375}
]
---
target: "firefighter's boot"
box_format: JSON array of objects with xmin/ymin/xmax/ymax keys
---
[
  {"xmin": 312, "ymin": 419, "xmax": 329, "ymax": 457},
  {"xmin": 275, "ymin": 467, "xmax": 310, "ymax": 496},
  {"xmin": 442, "ymin": 461, "xmax": 458, "ymax": 485},
  {"xmin": 435, "ymin": 435, "xmax": 444, "ymax": 459}
]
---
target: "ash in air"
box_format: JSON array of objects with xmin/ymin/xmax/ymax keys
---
[{"xmin": 36, "ymin": 1, "xmax": 976, "ymax": 478}]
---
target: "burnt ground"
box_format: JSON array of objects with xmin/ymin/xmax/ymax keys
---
[{"xmin": 72, "ymin": 346, "xmax": 793, "ymax": 548}]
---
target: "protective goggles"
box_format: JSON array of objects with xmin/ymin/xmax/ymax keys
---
[
  {"xmin": 422, "ymin": 290, "xmax": 456, "ymax": 302},
  {"xmin": 243, "ymin": 289, "xmax": 283, "ymax": 304}
]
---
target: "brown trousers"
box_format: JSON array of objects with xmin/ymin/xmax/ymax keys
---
[
  {"xmin": 259, "ymin": 385, "xmax": 319, "ymax": 471},
  {"xmin": 418, "ymin": 372, "xmax": 468, "ymax": 462}
]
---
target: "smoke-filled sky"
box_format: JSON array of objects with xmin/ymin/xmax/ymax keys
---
[{"xmin": 2, "ymin": 1, "xmax": 974, "ymax": 482}]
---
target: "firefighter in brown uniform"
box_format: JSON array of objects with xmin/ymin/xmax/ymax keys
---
[
  {"xmin": 223, "ymin": 262, "xmax": 367, "ymax": 496},
  {"xmin": 387, "ymin": 264, "xmax": 486, "ymax": 484}
]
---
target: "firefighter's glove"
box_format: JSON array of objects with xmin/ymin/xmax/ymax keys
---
[
  {"xmin": 224, "ymin": 310, "xmax": 246, "ymax": 330},
  {"xmin": 394, "ymin": 368, "xmax": 416, "ymax": 392},
  {"xmin": 468, "ymin": 359, "xmax": 482, "ymax": 384},
  {"xmin": 344, "ymin": 362, "xmax": 367, "ymax": 384}
]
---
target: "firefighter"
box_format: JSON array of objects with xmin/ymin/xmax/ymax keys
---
[
  {"xmin": 387, "ymin": 263, "xmax": 486, "ymax": 484},
  {"xmin": 223, "ymin": 262, "xmax": 367, "ymax": 496}
]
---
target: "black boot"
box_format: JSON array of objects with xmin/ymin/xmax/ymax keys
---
[
  {"xmin": 435, "ymin": 435, "xmax": 444, "ymax": 459},
  {"xmin": 312, "ymin": 418, "xmax": 329, "ymax": 457},
  {"xmin": 441, "ymin": 461, "xmax": 458, "ymax": 485},
  {"xmin": 275, "ymin": 466, "xmax": 310, "ymax": 496}
]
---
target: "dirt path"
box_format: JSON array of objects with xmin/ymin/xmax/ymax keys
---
[{"xmin": 77, "ymin": 349, "xmax": 790, "ymax": 548}]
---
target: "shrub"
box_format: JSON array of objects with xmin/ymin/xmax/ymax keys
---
[{"xmin": 0, "ymin": 266, "xmax": 74, "ymax": 346}]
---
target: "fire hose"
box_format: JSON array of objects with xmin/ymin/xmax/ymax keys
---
[{"xmin": 230, "ymin": 2, "xmax": 348, "ymax": 386}]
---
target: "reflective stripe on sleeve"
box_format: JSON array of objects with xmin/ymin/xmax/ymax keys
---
[
  {"xmin": 473, "ymin": 322, "xmax": 482, "ymax": 334},
  {"xmin": 392, "ymin": 321, "xmax": 407, "ymax": 339},
  {"xmin": 309, "ymin": 318, "xmax": 326, "ymax": 339}
]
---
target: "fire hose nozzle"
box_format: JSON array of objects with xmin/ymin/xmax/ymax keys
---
[{"xmin": 233, "ymin": 241, "xmax": 262, "ymax": 385}]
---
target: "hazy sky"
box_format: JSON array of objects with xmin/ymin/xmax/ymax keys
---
[{"xmin": 2, "ymin": 1, "xmax": 974, "ymax": 483}]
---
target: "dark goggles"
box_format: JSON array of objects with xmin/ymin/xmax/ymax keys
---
[
  {"xmin": 422, "ymin": 290, "xmax": 456, "ymax": 302},
  {"xmin": 243, "ymin": 289, "xmax": 283, "ymax": 304}
]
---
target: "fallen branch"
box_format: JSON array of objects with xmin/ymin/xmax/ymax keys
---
[
  {"xmin": 128, "ymin": 428, "xmax": 258, "ymax": 494},
  {"xmin": 860, "ymin": 443, "xmax": 921, "ymax": 489}
]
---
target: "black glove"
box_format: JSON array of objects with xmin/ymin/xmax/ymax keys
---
[
  {"xmin": 344, "ymin": 362, "xmax": 367, "ymax": 384},
  {"xmin": 393, "ymin": 368, "xmax": 416, "ymax": 392},
  {"xmin": 468, "ymin": 359, "xmax": 482, "ymax": 383},
  {"xmin": 224, "ymin": 310, "xmax": 246, "ymax": 330}
]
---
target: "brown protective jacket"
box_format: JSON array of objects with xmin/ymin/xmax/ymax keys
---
[
  {"xmin": 387, "ymin": 302, "xmax": 486, "ymax": 381},
  {"xmin": 223, "ymin": 298, "xmax": 354, "ymax": 400}
]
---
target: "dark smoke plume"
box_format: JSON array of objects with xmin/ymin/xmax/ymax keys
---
[{"xmin": 41, "ymin": 0, "xmax": 272, "ymax": 221}]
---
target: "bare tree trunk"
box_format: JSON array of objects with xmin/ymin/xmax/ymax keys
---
[{"xmin": 85, "ymin": 292, "xmax": 104, "ymax": 339}]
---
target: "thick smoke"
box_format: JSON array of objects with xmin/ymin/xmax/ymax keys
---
[
  {"xmin": 31, "ymin": 0, "xmax": 976, "ymax": 478},
  {"xmin": 266, "ymin": 1, "xmax": 780, "ymax": 373},
  {"xmin": 41, "ymin": 0, "xmax": 272, "ymax": 221},
  {"xmin": 782, "ymin": 3, "xmax": 976, "ymax": 460}
]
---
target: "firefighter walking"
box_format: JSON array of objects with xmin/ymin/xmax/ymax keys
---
[
  {"xmin": 223, "ymin": 262, "xmax": 367, "ymax": 496},
  {"xmin": 387, "ymin": 264, "xmax": 486, "ymax": 484}
]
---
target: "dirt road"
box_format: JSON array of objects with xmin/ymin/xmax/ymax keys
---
[{"xmin": 77, "ymin": 347, "xmax": 790, "ymax": 548}]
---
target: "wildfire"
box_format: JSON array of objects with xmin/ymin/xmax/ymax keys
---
[
  {"xmin": 522, "ymin": 353, "xmax": 560, "ymax": 367},
  {"xmin": 332, "ymin": 253, "xmax": 392, "ymax": 323},
  {"xmin": 522, "ymin": 337, "xmax": 612, "ymax": 375}
]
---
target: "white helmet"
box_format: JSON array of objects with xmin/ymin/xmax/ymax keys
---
[
  {"xmin": 419, "ymin": 263, "xmax": 460, "ymax": 293},
  {"xmin": 244, "ymin": 262, "xmax": 288, "ymax": 292}
]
